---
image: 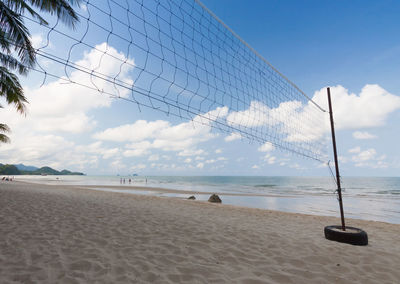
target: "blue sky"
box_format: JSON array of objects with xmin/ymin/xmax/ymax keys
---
[
  {"xmin": 0, "ymin": 0, "xmax": 399, "ymax": 176},
  {"xmin": 201, "ymin": 0, "xmax": 400, "ymax": 95}
]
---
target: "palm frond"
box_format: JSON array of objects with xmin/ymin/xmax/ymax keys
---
[
  {"xmin": 0, "ymin": 2, "xmax": 36, "ymax": 66},
  {"xmin": 0, "ymin": 66, "xmax": 28, "ymax": 114},
  {"xmin": 0, "ymin": 123, "xmax": 11, "ymax": 133},
  {"xmin": 0, "ymin": 133, "xmax": 10, "ymax": 143},
  {"xmin": 0, "ymin": 52, "xmax": 28, "ymax": 74},
  {"xmin": 7, "ymin": 0, "xmax": 82, "ymax": 28},
  {"xmin": 0, "ymin": 30, "xmax": 12, "ymax": 54},
  {"xmin": 4, "ymin": 0, "xmax": 47, "ymax": 25}
]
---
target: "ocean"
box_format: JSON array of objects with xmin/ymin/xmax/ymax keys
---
[{"xmin": 14, "ymin": 175, "xmax": 400, "ymax": 224}]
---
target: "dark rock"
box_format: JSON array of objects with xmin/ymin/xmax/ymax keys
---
[
  {"xmin": 208, "ymin": 194, "xmax": 222, "ymax": 203},
  {"xmin": 188, "ymin": 195, "xmax": 196, "ymax": 200}
]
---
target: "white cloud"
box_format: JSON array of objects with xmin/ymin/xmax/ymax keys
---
[
  {"xmin": 31, "ymin": 33, "xmax": 47, "ymax": 49},
  {"xmin": 289, "ymin": 163, "xmax": 305, "ymax": 170},
  {"xmin": 252, "ymin": 165, "xmax": 259, "ymax": 169},
  {"xmin": 349, "ymin": 147, "xmax": 388, "ymax": 168},
  {"xmin": 29, "ymin": 43, "xmax": 133, "ymax": 132},
  {"xmin": 94, "ymin": 107, "xmax": 227, "ymax": 156},
  {"xmin": 352, "ymin": 148, "xmax": 377, "ymax": 162},
  {"xmin": 267, "ymin": 156, "xmax": 276, "ymax": 164},
  {"xmin": 131, "ymin": 140, "xmax": 151, "ymax": 151},
  {"xmin": 195, "ymin": 106, "xmax": 229, "ymax": 124},
  {"xmin": 150, "ymin": 163, "xmax": 188, "ymax": 171},
  {"xmin": 148, "ymin": 154, "xmax": 159, "ymax": 161},
  {"xmin": 348, "ymin": 146, "xmax": 361, "ymax": 153},
  {"xmin": 0, "ymin": 133, "xmax": 111, "ymax": 172},
  {"xmin": 0, "ymin": 134, "xmax": 72, "ymax": 165},
  {"xmin": 274, "ymin": 100, "xmax": 327, "ymax": 142},
  {"xmin": 224, "ymin": 84, "xmax": 399, "ymax": 147},
  {"xmin": 225, "ymin": 132, "xmax": 242, "ymax": 142},
  {"xmin": 262, "ymin": 153, "xmax": 277, "ymax": 165},
  {"xmin": 123, "ymin": 149, "xmax": 148, "ymax": 157},
  {"xmin": 196, "ymin": 163, "xmax": 204, "ymax": 169},
  {"xmin": 312, "ymin": 85, "xmax": 400, "ymax": 129},
  {"xmin": 226, "ymin": 99, "xmax": 327, "ymax": 145},
  {"xmin": 352, "ymin": 131, "xmax": 377, "ymax": 140},
  {"xmin": 226, "ymin": 101, "xmax": 270, "ymax": 127},
  {"xmin": 178, "ymin": 149, "xmax": 205, "ymax": 157},
  {"xmin": 124, "ymin": 141, "xmax": 152, "ymax": 157},
  {"xmin": 184, "ymin": 158, "xmax": 192, "ymax": 163},
  {"xmin": 93, "ymin": 120, "xmax": 169, "ymax": 142},
  {"xmin": 215, "ymin": 149, "xmax": 222, "ymax": 154},
  {"xmin": 258, "ymin": 142, "xmax": 274, "ymax": 152},
  {"xmin": 130, "ymin": 164, "xmax": 146, "ymax": 171},
  {"xmin": 75, "ymin": 141, "xmax": 119, "ymax": 160},
  {"xmin": 102, "ymin": 148, "xmax": 119, "ymax": 159},
  {"xmin": 110, "ymin": 159, "xmax": 126, "ymax": 170},
  {"xmin": 0, "ymin": 43, "xmax": 134, "ymax": 139},
  {"xmin": 355, "ymin": 161, "xmax": 388, "ymax": 169}
]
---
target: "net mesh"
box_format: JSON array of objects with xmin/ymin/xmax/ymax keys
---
[{"xmin": 22, "ymin": 0, "xmax": 328, "ymax": 162}]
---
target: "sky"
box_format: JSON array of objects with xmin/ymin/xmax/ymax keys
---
[{"xmin": 0, "ymin": 0, "xmax": 400, "ymax": 176}]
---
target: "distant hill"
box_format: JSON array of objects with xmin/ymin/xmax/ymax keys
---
[
  {"xmin": 0, "ymin": 164, "xmax": 20, "ymax": 175},
  {"xmin": 0, "ymin": 164, "xmax": 84, "ymax": 175},
  {"xmin": 14, "ymin": 163, "xmax": 39, "ymax": 171},
  {"xmin": 26, "ymin": 166, "xmax": 60, "ymax": 175}
]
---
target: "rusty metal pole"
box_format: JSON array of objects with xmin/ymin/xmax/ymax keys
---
[{"xmin": 327, "ymin": 87, "xmax": 346, "ymax": 231}]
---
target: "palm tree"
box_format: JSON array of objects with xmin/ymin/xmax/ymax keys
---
[
  {"xmin": 0, "ymin": 122, "xmax": 10, "ymax": 143},
  {"xmin": 0, "ymin": 0, "xmax": 81, "ymax": 142}
]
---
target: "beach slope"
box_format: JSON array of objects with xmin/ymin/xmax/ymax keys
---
[{"xmin": 0, "ymin": 182, "xmax": 399, "ymax": 283}]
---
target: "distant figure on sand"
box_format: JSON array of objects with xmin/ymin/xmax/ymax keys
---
[{"xmin": 129, "ymin": 178, "xmax": 131, "ymax": 184}]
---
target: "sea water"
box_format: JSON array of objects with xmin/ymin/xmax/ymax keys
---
[{"xmin": 15, "ymin": 175, "xmax": 400, "ymax": 224}]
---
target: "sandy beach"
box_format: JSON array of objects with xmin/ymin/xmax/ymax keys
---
[{"xmin": 0, "ymin": 181, "xmax": 399, "ymax": 283}]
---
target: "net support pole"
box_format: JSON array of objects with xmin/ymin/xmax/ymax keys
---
[{"xmin": 327, "ymin": 87, "xmax": 346, "ymax": 231}]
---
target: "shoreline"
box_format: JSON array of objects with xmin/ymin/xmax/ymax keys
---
[
  {"xmin": 15, "ymin": 179, "xmax": 396, "ymax": 223},
  {"xmin": 1, "ymin": 181, "xmax": 399, "ymax": 283},
  {"xmin": 16, "ymin": 178, "xmax": 400, "ymax": 225}
]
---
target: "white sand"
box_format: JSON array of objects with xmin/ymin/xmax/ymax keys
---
[{"xmin": 0, "ymin": 181, "xmax": 399, "ymax": 283}]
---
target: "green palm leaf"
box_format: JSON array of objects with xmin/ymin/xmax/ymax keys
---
[
  {"xmin": 0, "ymin": 52, "xmax": 28, "ymax": 75},
  {"xmin": 0, "ymin": 122, "xmax": 10, "ymax": 144},
  {"xmin": 0, "ymin": 2, "xmax": 36, "ymax": 66},
  {"xmin": 5, "ymin": 0, "xmax": 81, "ymax": 28},
  {"xmin": 0, "ymin": 123, "xmax": 11, "ymax": 133},
  {"xmin": 0, "ymin": 134, "xmax": 10, "ymax": 143},
  {"xmin": 0, "ymin": 66, "xmax": 27, "ymax": 114}
]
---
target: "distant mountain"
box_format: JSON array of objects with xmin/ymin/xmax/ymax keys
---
[
  {"xmin": 0, "ymin": 164, "xmax": 84, "ymax": 175},
  {"xmin": 0, "ymin": 164, "xmax": 20, "ymax": 175},
  {"xmin": 22, "ymin": 166, "xmax": 85, "ymax": 175},
  {"xmin": 27, "ymin": 166, "xmax": 60, "ymax": 175},
  {"xmin": 14, "ymin": 163, "xmax": 38, "ymax": 171}
]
